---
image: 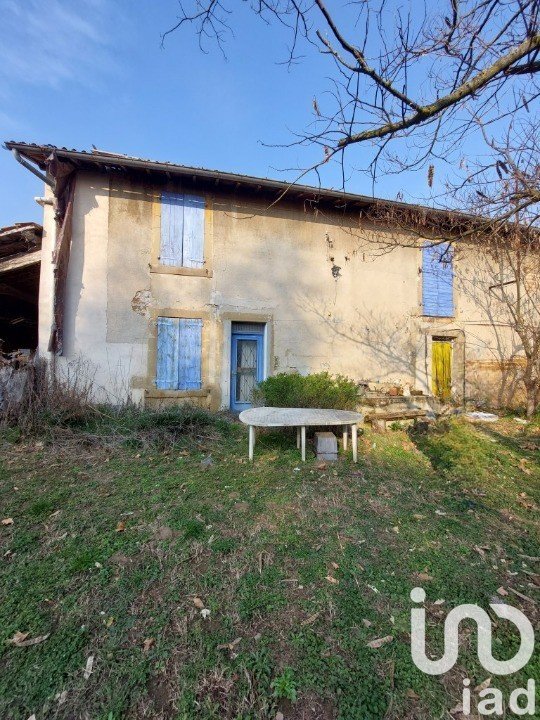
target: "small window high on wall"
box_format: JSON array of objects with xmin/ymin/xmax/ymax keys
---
[
  {"xmin": 422, "ymin": 242, "xmax": 454, "ymax": 317},
  {"xmin": 156, "ymin": 317, "xmax": 203, "ymax": 390},
  {"xmin": 160, "ymin": 192, "xmax": 205, "ymax": 268}
]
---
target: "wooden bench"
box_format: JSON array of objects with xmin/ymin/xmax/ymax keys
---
[{"xmin": 365, "ymin": 409, "xmax": 427, "ymax": 432}]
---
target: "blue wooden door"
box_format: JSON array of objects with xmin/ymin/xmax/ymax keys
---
[{"xmin": 230, "ymin": 330, "xmax": 264, "ymax": 412}]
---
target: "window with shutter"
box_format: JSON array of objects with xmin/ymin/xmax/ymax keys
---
[
  {"xmin": 422, "ymin": 242, "xmax": 454, "ymax": 317},
  {"xmin": 156, "ymin": 317, "xmax": 203, "ymax": 390},
  {"xmin": 160, "ymin": 192, "xmax": 205, "ymax": 268}
]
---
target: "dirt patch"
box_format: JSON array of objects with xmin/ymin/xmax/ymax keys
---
[
  {"xmin": 233, "ymin": 501, "xmax": 251, "ymax": 513},
  {"xmin": 108, "ymin": 551, "xmax": 136, "ymax": 568},
  {"xmin": 279, "ymin": 693, "xmax": 336, "ymax": 720},
  {"xmin": 195, "ymin": 669, "xmax": 235, "ymax": 716},
  {"xmin": 153, "ymin": 525, "xmax": 179, "ymax": 541},
  {"xmin": 147, "ymin": 670, "xmax": 176, "ymax": 718},
  {"xmin": 252, "ymin": 500, "xmax": 305, "ymax": 533},
  {"xmin": 366, "ymin": 497, "xmax": 392, "ymax": 516}
]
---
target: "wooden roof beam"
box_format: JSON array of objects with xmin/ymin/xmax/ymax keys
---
[{"xmin": 0, "ymin": 250, "xmax": 41, "ymax": 275}]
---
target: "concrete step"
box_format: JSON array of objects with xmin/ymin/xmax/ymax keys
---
[{"xmin": 314, "ymin": 431, "xmax": 338, "ymax": 461}]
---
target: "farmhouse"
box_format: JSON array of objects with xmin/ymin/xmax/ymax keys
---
[{"xmin": 3, "ymin": 141, "xmax": 526, "ymax": 410}]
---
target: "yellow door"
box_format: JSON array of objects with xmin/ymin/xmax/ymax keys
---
[{"xmin": 432, "ymin": 340, "xmax": 452, "ymax": 400}]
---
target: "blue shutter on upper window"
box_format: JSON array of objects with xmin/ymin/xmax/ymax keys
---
[
  {"xmin": 160, "ymin": 192, "xmax": 184, "ymax": 266},
  {"xmin": 160, "ymin": 192, "xmax": 205, "ymax": 268},
  {"xmin": 422, "ymin": 242, "xmax": 454, "ymax": 317},
  {"xmin": 182, "ymin": 195, "xmax": 205, "ymax": 268},
  {"xmin": 156, "ymin": 317, "xmax": 203, "ymax": 390}
]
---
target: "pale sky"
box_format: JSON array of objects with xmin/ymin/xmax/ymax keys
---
[{"xmin": 0, "ymin": 0, "xmax": 465, "ymax": 226}]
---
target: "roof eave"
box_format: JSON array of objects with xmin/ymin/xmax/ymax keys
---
[
  {"xmin": 3, "ymin": 141, "xmax": 477, "ymax": 226},
  {"xmin": 4, "ymin": 141, "xmax": 379, "ymax": 207}
]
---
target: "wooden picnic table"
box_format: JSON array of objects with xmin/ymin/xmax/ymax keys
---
[{"xmin": 239, "ymin": 407, "xmax": 364, "ymax": 462}]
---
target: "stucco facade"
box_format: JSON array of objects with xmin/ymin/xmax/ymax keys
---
[{"xmin": 37, "ymin": 169, "xmax": 525, "ymax": 410}]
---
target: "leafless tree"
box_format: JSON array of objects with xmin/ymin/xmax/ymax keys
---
[
  {"xmin": 164, "ymin": 1, "xmax": 540, "ymax": 184},
  {"xmin": 455, "ymin": 120, "xmax": 540, "ymax": 415},
  {"xmin": 166, "ymin": 0, "xmax": 540, "ymax": 413}
]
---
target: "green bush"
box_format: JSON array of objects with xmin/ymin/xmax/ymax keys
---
[{"xmin": 254, "ymin": 371, "xmax": 358, "ymax": 410}]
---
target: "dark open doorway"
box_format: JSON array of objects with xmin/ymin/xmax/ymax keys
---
[{"xmin": 0, "ymin": 223, "xmax": 42, "ymax": 359}]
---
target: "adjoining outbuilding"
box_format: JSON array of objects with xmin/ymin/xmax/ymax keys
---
[{"xmin": 0, "ymin": 222, "xmax": 42, "ymax": 358}]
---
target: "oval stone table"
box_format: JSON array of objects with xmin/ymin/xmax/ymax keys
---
[{"xmin": 239, "ymin": 407, "xmax": 364, "ymax": 462}]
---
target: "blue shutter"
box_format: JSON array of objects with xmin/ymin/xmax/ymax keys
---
[
  {"xmin": 156, "ymin": 317, "xmax": 179, "ymax": 389},
  {"xmin": 422, "ymin": 242, "xmax": 454, "ymax": 317},
  {"xmin": 160, "ymin": 192, "xmax": 184, "ymax": 266},
  {"xmin": 182, "ymin": 195, "xmax": 205, "ymax": 268},
  {"xmin": 177, "ymin": 318, "xmax": 203, "ymax": 390},
  {"xmin": 156, "ymin": 317, "xmax": 203, "ymax": 390}
]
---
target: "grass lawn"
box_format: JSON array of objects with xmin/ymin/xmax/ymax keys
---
[{"xmin": 0, "ymin": 412, "xmax": 538, "ymax": 719}]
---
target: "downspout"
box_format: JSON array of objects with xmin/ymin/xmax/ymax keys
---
[{"xmin": 12, "ymin": 149, "xmax": 55, "ymax": 189}]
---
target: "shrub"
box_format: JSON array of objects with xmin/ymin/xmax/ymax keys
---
[
  {"xmin": 254, "ymin": 371, "xmax": 359, "ymax": 410},
  {"xmin": 1, "ymin": 359, "xmax": 98, "ymax": 434},
  {"xmin": 1, "ymin": 358, "xmax": 231, "ymax": 447},
  {"xmin": 102, "ymin": 404, "xmax": 232, "ymax": 448}
]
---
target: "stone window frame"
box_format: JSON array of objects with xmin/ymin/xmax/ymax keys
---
[
  {"xmin": 145, "ymin": 308, "xmax": 212, "ymax": 399},
  {"xmin": 149, "ymin": 189, "xmax": 214, "ymax": 278}
]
